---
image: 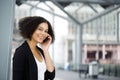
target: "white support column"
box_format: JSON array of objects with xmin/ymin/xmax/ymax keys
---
[
  {"xmin": 102, "ymin": 45, "xmax": 106, "ymax": 60},
  {"xmin": 83, "ymin": 44, "xmax": 87, "ymax": 64},
  {"xmin": 72, "ymin": 41, "xmax": 76, "ymax": 69},
  {"xmin": 117, "ymin": 46, "xmax": 120, "ymax": 61},
  {"xmin": 0, "ymin": 0, "xmax": 15, "ymax": 80}
]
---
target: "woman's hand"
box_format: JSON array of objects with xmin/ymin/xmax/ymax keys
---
[
  {"xmin": 41, "ymin": 34, "xmax": 52, "ymax": 51},
  {"xmin": 41, "ymin": 34, "xmax": 55, "ymax": 73}
]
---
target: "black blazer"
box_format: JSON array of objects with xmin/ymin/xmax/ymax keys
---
[{"xmin": 13, "ymin": 41, "xmax": 55, "ymax": 80}]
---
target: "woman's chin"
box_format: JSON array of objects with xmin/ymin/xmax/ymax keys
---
[{"xmin": 37, "ymin": 40, "xmax": 43, "ymax": 43}]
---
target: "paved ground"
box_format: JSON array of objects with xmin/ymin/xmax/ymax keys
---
[
  {"xmin": 55, "ymin": 69, "xmax": 79, "ymax": 80},
  {"xmin": 55, "ymin": 69, "xmax": 120, "ymax": 80}
]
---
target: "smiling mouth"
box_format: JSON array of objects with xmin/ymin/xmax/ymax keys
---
[
  {"xmin": 39, "ymin": 36, "xmax": 45, "ymax": 40},
  {"xmin": 38, "ymin": 34, "xmax": 46, "ymax": 40},
  {"xmin": 39, "ymin": 37, "xmax": 43, "ymax": 39}
]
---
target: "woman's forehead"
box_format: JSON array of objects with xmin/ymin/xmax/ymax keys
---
[{"xmin": 38, "ymin": 22, "xmax": 48, "ymax": 29}]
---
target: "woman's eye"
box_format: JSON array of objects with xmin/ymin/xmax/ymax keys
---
[
  {"xmin": 38, "ymin": 28, "xmax": 42, "ymax": 31},
  {"xmin": 45, "ymin": 30, "xmax": 48, "ymax": 33}
]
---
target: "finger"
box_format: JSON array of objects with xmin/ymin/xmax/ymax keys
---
[
  {"xmin": 47, "ymin": 33, "xmax": 50, "ymax": 37},
  {"xmin": 47, "ymin": 34, "xmax": 52, "ymax": 40},
  {"xmin": 46, "ymin": 34, "xmax": 51, "ymax": 38}
]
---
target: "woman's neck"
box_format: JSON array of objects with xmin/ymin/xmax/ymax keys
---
[{"xmin": 27, "ymin": 39, "xmax": 37, "ymax": 50}]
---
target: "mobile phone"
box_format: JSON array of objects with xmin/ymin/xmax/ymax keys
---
[{"xmin": 43, "ymin": 36, "xmax": 49, "ymax": 43}]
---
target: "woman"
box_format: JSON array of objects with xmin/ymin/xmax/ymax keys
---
[{"xmin": 13, "ymin": 16, "xmax": 55, "ymax": 80}]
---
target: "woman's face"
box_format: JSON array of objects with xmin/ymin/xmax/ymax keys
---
[{"xmin": 31, "ymin": 22, "xmax": 48, "ymax": 43}]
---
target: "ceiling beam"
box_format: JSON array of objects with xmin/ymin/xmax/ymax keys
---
[
  {"xmin": 86, "ymin": 3, "xmax": 98, "ymax": 13},
  {"xmin": 82, "ymin": 5, "xmax": 120, "ymax": 24},
  {"xmin": 24, "ymin": 2, "xmax": 70, "ymax": 21},
  {"xmin": 51, "ymin": 0, "xmax": 82, "ymax": 26},
  {"xmin": 44, "ymin": 0, "xmax": 120, "ymax": 5}
]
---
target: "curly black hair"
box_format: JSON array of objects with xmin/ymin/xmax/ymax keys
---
[{"xmin": 18, "ymin": 16, "xmax": 55, "ymax": 43}]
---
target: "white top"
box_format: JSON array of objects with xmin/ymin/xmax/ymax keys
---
[{"xmin": 34, "ymin": 55, "xmax": 46, "ymax": 80}]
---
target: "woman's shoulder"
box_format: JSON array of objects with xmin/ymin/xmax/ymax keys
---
[
  {"xmin": 16, "ymin": 41, "xmax": 27, "ymax": 51},
  {"xmin": 14, "ymin": 41, "xmax": 29, "ymax": 55},
  {"xmin": 13, "ymin": 41, "xmax": 29, "ymax": 64}
]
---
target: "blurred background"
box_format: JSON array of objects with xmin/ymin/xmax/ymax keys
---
[{"xmin": 1, "ymin": 0, "xmax": 120, "ymax": 80}]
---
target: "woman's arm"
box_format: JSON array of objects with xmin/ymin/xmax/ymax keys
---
[
  {"xmin": 41, "ymin": 34, "xmax": 55, "ymax": 79},
  {"xmin": 13, "ymin": 48, "xmax": 26, "ymax": 80},
  {"xmin": 43, "ymin": 50, "xmax": 55, "ymax": 80},
  {"xmin": 41, "ymin": 34, "xmax": 55, "ymax": 72},
  {"xmin": 43, "ymin": 50, "xmax": 55, "ymax": 72}
]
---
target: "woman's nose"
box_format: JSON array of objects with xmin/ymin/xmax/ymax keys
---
[{"xmin": 41, "ymin": 30, "xmax": 46, "ymax": 34}]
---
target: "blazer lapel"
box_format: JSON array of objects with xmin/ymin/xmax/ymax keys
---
[
  {"xmin": 23, "ymin": 41, "xmax": 38, "ymax": 80},
  {"xmin": 36, "ymin": 46, "xmax": 45, "ymax": 58}
]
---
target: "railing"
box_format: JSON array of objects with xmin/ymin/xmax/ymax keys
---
[{"xmin": 100, "ymin": 64, "xmax": 120, "ymax": 77}]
